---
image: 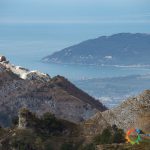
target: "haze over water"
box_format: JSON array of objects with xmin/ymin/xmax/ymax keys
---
[
  {"xmin": 0, "ymin": 23, "xmax": 150, "ymax": 80},
  {"xmin": 1, "ymin": 0, "xmax": 150, "ymax": 107},
  {"xmin": 0, "ymin": 0, "xmax": 150, "ymax": 80}
]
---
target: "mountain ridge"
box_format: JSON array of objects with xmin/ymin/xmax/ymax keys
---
[
  {"xmin": 0, "ymin": 58, "xmax": 106, "ymax": 127},
  {"xmin": 43, "ymin": 33, "xmax": 150, "ymax": 66}
]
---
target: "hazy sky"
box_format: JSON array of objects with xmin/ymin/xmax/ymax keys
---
[{"xmin": 0, "ymin": 0, "xmax": 150, "ymax": 24}]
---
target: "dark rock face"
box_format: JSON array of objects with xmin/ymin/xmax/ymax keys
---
[
  {"xmin": 0, "ymin": 56, "xmax": 6, "ymax": 62},
  {"xmin": 0, "ymin": 61, "xmax": 106, "ymax": 127},
  {"xmin": 43, "ymin": 33, "xmax": 150, "ymax": 66}
]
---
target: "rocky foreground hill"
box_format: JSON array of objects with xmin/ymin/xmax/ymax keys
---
[
  {"xmin": 0, "ymin": 58, "xmax": 106, "ymax": 127},
  {"xmin": 82, "ymin": 90, "xmax": 150, "ymax": 140},
  {"xmin": 0, "ymin": 56, "xmax": 150, "ymax": 149}
]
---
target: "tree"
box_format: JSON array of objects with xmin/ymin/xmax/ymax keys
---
[
  {"xmin": 41, "ymin": 112, "xmax": 64, "ymax": 134},
  {"xmin": 112, "ymin": 128, "xmax": 126, "ymax": 143},
  {"xmin": 35, "ymin": 137, "xmax": 45, "ymax": 150},
  {"xmin": 100, "ymin": 128, "xmax": 112, "ymax": 144},
  {"xmin": 81, "ymin": 143, "xmax": 96, "ymax": 150},
  {"xmin": 93, "ymin": 133, "xmax": 102, "ymax": 145},
  {"xmin": 61, "ymin": 142, "xmax": 74, "ymax": 150},
  {"xmin": 93, "ymin": 128, "xmax": 113, "ymax": 144},
  {"xmin": 11, "ymin": 116, "xmax": 19, "ymax": 127},
  {"xmin": 44, "ymin": 140, "xmax": 53, "ymax": 150},
  {"xmin": 10, "ymin": 129, "xmax": 36, "ymax": 150}
]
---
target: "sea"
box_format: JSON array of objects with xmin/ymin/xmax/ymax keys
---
[{"xmin": 0, "ymin": 23, "xmax": 150, "ymax": 107}]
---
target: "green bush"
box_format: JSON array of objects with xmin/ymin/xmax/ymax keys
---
[
  {"xmin": 81, "ymin": 143, "xmax": 96, "ymax": 150},
  {"xmin": 61, "ymin": 142, "xmax": 74, "ymax": 150},
  {"xmin": 44, "ymin": 140, "xmax": 53, "ymax": 150},
  {"xmin": 100, "ymin": 128, "xmax": 112, "ymax": 144},
  {"xmin": 93, "ymin": 128, "xmax": 112, "ymax": 144},
  {"xmin": 93, "ymin": 133, "xmax": 102, "ymax": 145},
  {"xmin": 10, "ymin": 130, "xmax": 36, "ymax": 150},
  {"xmin": 112, "ymin": 128, "xmax": 126, "ymax": 143},
  {"xmin": 41, "ymin": 112, "xmax": 65, "ymax": 135},
  {"xmin": 93, "ymin": 126, "xmax": 126, "ymax": 145},
  {"xmin": 11, "ymin": 116, "xmax": 19, "ymax": 127},
  {"xmin": 35, "ymin": 137, "xmax": 45, "ymax": 150}
]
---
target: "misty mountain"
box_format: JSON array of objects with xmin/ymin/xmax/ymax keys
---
[
  {"xmin": 43, "ymin": 33, "xmax": 150, "ymax": 66},
  {"xmin": 74, "ymin": 74, "xmax": 150, "ymax": 108}
]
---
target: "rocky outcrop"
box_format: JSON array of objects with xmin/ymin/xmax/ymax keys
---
[
  {"xmin": 1, "ymin": 61, "xmax": 51, "ymax": 82},
  {"xmin": 101, "ymin": 90, "xmax": 150, "ymax": 131},
  {"xmin": 82, "ymin": 90, "xmax": 150, "ymax": 140},
  {"xmin": 18, "ymin": 108, "xmax": 33, "ymax": 129},
  {"xmin": 0, "ymin": 55, "xmax": 6, "ymax": 62},
  {"xmin": 81, "ymin": 112, "xmax": 111, "ymax": 143},
  {"xmin": 21, "ymin": 71, "xmax": 51, "ymax": 82},
  {"xmin": 0, "ymin": 60, "xmax": 106, "ymax": 127}
]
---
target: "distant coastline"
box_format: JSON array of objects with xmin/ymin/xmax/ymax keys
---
[
  {"xmin": 43, "ymin": 33, "xmax": 150, "ymax": 67},
  {"xmin": 42, "ymin": 59, "xmax": 150, "ymax": 68}
]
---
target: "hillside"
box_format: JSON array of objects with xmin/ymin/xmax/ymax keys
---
[
  {"xmin": 43, "ymin": 33, "xmax": 150, "ymax": 66},
  {"xmin": 0, "ymin": 108, "xmax": 82, "ymax": 150},
  {"xmin": 0, "ymin": 91, "xmax": 150, "ymax": 150},
  {"xmin": 0, "ymin": 58, "xmax": 106, "ymax": 127},
  {"xmin": 82, "ymin": 90, "xmax": 150, "ymax": 140},
  {"xmin": 74, "ymin": 74, "xmax": 150, "ymax": 108}
]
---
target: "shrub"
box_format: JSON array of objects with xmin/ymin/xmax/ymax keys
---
[
  {"xmin": 93, "ymin": 128, "xmax": 113, "ymax": 144},
  {"xmin": 10, "ymin": 130, "xmax": 36, "ymax": 150},
  {"xmin": 112, "ymin": 128, "xmax": 126, "ymax": 143},
  {"xmin": 93, "ymin": 126, "xmax": 126, "ymax": 145},
  {"xmin": 44, "ymin": 140, "xmax": 53, "ymax": 150},
  {"xmin": 41, "ymin": 112, "xmax": 64, "ymax": 135},
  {"xmin": 100, "ymin": 128, "xmax": 113, "ymax": 144},
  {"xmin": 61, "ymin": 142, "xmax": 74, "ymax": 150},
  {"xmin": 11, "ymin": 116, "xmax": 19, "ymax": 127},
  {"xmin": 81, "ymin": 143, "xmax": 96, "ymax": 150},
  {"xmin": 35, "ymin": 137, "xmax": 45, "ymax": 150}
]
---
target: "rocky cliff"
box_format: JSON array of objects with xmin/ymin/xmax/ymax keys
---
[
  {"xmin": 0, "ymin": 58, "xmax": 106, "ymax": 127},
  {"xmin": 82, "ymin": 90, "xmax": 150, "ymax": 139}
]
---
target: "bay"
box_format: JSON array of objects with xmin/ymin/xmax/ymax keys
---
[{"xmin": 0, "ymin": 23, "xmax": 150, "ymax": 107}]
